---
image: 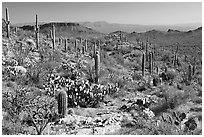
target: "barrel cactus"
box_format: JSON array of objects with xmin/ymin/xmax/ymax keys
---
[{"xmin": 57, "ymin": 89, "xmax": 68, "ymax": 118}]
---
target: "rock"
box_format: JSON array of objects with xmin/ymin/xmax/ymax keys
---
[
  {"xmin": 184, "ymin": 117, "xmax": 197, "ymax": 131},
  {"xmin": 142, "ymin": 108, "xmax": 155, "ymax": 119}
]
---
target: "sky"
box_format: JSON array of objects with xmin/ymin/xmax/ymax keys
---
[{"xmin": 2, "ymin": 2, "xmax": 202, "ymax": 25}]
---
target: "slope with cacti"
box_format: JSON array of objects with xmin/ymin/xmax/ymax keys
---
[{"xmin": 1, "ymin": 9, "xmax": 202, "ymax": 135}]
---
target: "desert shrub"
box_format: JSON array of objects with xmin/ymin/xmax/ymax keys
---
[
  {"xmin": 2, "ymin": 85, "xmax": 58, "ymax": 135},
  {"xmin": 113, "ymin": 52, "xmax": 124, "ymax": 66},
  {"xmin": 118, "ymin": 46, "xmax": 131, "ymax": 55},
  {"xmin": 132, "ymin": 72, "xmax": 143, "ymax": 81},
  {"xmin": 152, "ymin": 85, "xmax": 197, "ymax": 116},
  {"xmin": 160, "ymin": 51, "xmax": 172, "ymax": 64}
]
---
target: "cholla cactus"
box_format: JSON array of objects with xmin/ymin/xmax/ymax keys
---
[
  {"xmin": 57, "ymin": 89, "xmax": 68, "ymax": 118},
  {"xmin": 35, "ymin": 14, "xmax": 39, "ymax": 49},
  {"xmin": 142, "ymin": 53, "xmax": 145, "ymax": 76},
  {"xmin": 50, "ymin": 25, "xmax": 55, "ymax": 50},
  {"xmin": 5, "ymin": 8, "xmax": 10, "ymax": 38},
  {"xmin": 94, "ymin": 51, "xmax": 100, "ymax": 84}
]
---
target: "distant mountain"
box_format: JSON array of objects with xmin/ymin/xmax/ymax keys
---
[
  {"xmin": 11, "ymin": 22, "xmax": 47, "ymax": 27},
  {"xmin": 19, "ymin": 22, "xmax": 104, "ymax": 39},
  {"xmin": 127, "ymin": 27, "xmax": 202, "ymax": 57},
  {"xmin": 79, "ymin": 21, "xmax": 202, "ymax": 34}
]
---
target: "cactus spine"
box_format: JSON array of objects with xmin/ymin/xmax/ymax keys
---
[
  {"xmin": 35, "ymin": 14, "xmax": 39, "ymax": 49},
  {"xmin": 51, "ymin": 25, "xmax": 55, "ymax": 50},
  {"xmin": 149, "ymin": 52, "xmax": 153, "ymax": 74},
  {"xmin": 5, "ymin": 8, "xmax": 10, "ymax": 38},
  {"xmin": 57, "ymin": 90, "xmax": 68, "ymax": 118},
  {"xmin": 142, "ymin": 53, "xmax": 145, "ymax": 76},
  {"xmin": 94, "ymin": 51, "xmax": 100, "ymax": 84}
]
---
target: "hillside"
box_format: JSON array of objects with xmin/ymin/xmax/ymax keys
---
[
  {"xmin": 2, "ymin": 19, "xmax": 202, "ymax": 135},
  {"xmin": 20, "ymin": 22, "xmax": 104, "ymax": 39},
  {"xmin": 79, "ymin": 21, "xmax": 201, "ymax": 33},
  {"xmin": 127, "ymin": 27, "xmax": 202, "ymax": 61}
]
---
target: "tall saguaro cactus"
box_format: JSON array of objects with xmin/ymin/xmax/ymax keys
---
[
  {"xmin": 51, "ymin": 25, "xmax": 55, "ymax": 50},
  {"xmin": 35, "ymin": 14, "xmax": 39, "ymax": 49},
  {"xmin": 94, "ymin": 51, "xmax": 100, "ymax": 84},
  {"xmin": 142, "ymin": 53, "xmax": 145, "ymax": 76},
  {"xmin": 84, "ymin": 39, "xmax": 87, "ymax": 52},
  {"xmin": 57, "ymin": 90, "xmax": 68, "ymax": 118},
  {"xmin": 93, "ymin": 42, "xmax": 97, "ymax": 57},
  {"xmin": 64, "ymin": 38, "xmax": 67, "ymax": 51},
  {"xmin": 149, "ymin": 52, "xmax": 153, "ymax": 74},
  {"xmin": 59, "ymin": 38, "xmax": 61, "ymax": 45},
  {"xmin": 5, "ymin": 8, "xmax": 10, "ymax": 38},
  {"xmin": 188, "ymin": 64, "xmax": 192, "ymax": 83},
  {"xmin": 75, "ymin": 39, "xmax": 78, "ymax": 53},
  {"xmin": 173, "ymin": 53, "xmax": 177, "ymax": 67},
  {"xmin": 145, "ymin": 42, "xmax": 148, "ymax": 62}
]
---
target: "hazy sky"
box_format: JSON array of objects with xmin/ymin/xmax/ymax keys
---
[{"xmin": 2, "ymin": 2, "xmax": 202, "ymax": 25}]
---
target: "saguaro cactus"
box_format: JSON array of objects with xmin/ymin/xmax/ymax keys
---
[
  {"xmin": 51, "ymin": 25, "xmax": 55, "ymax": 50},
  {"xmin": 5, "ymin": 8, "xmax": 10, "ymax": 38},
  {"xmin": 149, "ymin": 52, "xmax": 153, "ymax": 74},
  {"xmin": 188, "ymin": 64, "xmax": 192, "ymax": 82},
  {"xmin": 84, "ymin": 39, "xmax": 87, "ymax": 52},
  {"xmin": 15, "ymin": 27, "xmax": 18, "ymax": 34},
  {"xmin": 82, "ymin": 46, "xmax": 85, "ymax": 54},
  {"xmin": 93, "ymin": 42, "xmax": 97, "ymax": 57},
  {"xmin": 156, "ymin": 66, "xmax": 160, "ymax": 75},
  {"xmin": 184, "ymin": 55, "xmax": 187, "ymax": 62},
  {"xmin": 145, "ymin": 42, "xmax": 148, "ymax": 62},
  {"xmin": 142, "ymin": 53, "xmax": 145, "ymax": 76},
  {"xmin": 57, "ymin": 90, "xmax": 68, "ymax": 118},
  {"xmin": 173, "ymin": 53, "xmax": 179, "ymax": 67},
  {"xmin": 35, "ymin": 14, "xmax": 39, "ymax": 49},
  {"xmin": 94, "ymin": 51, "xmax": 100, "ymax": 84},
  {"xmin": 59, "ymin": 38, "xmax": 61, "ymax": 45},
  {"xmin": 75, "ymin": 39, "xmax": 78, "ymax": 53},
  {"xmin": 64, "ymin": 38, "xmax": 67, "ymax": 51}
]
